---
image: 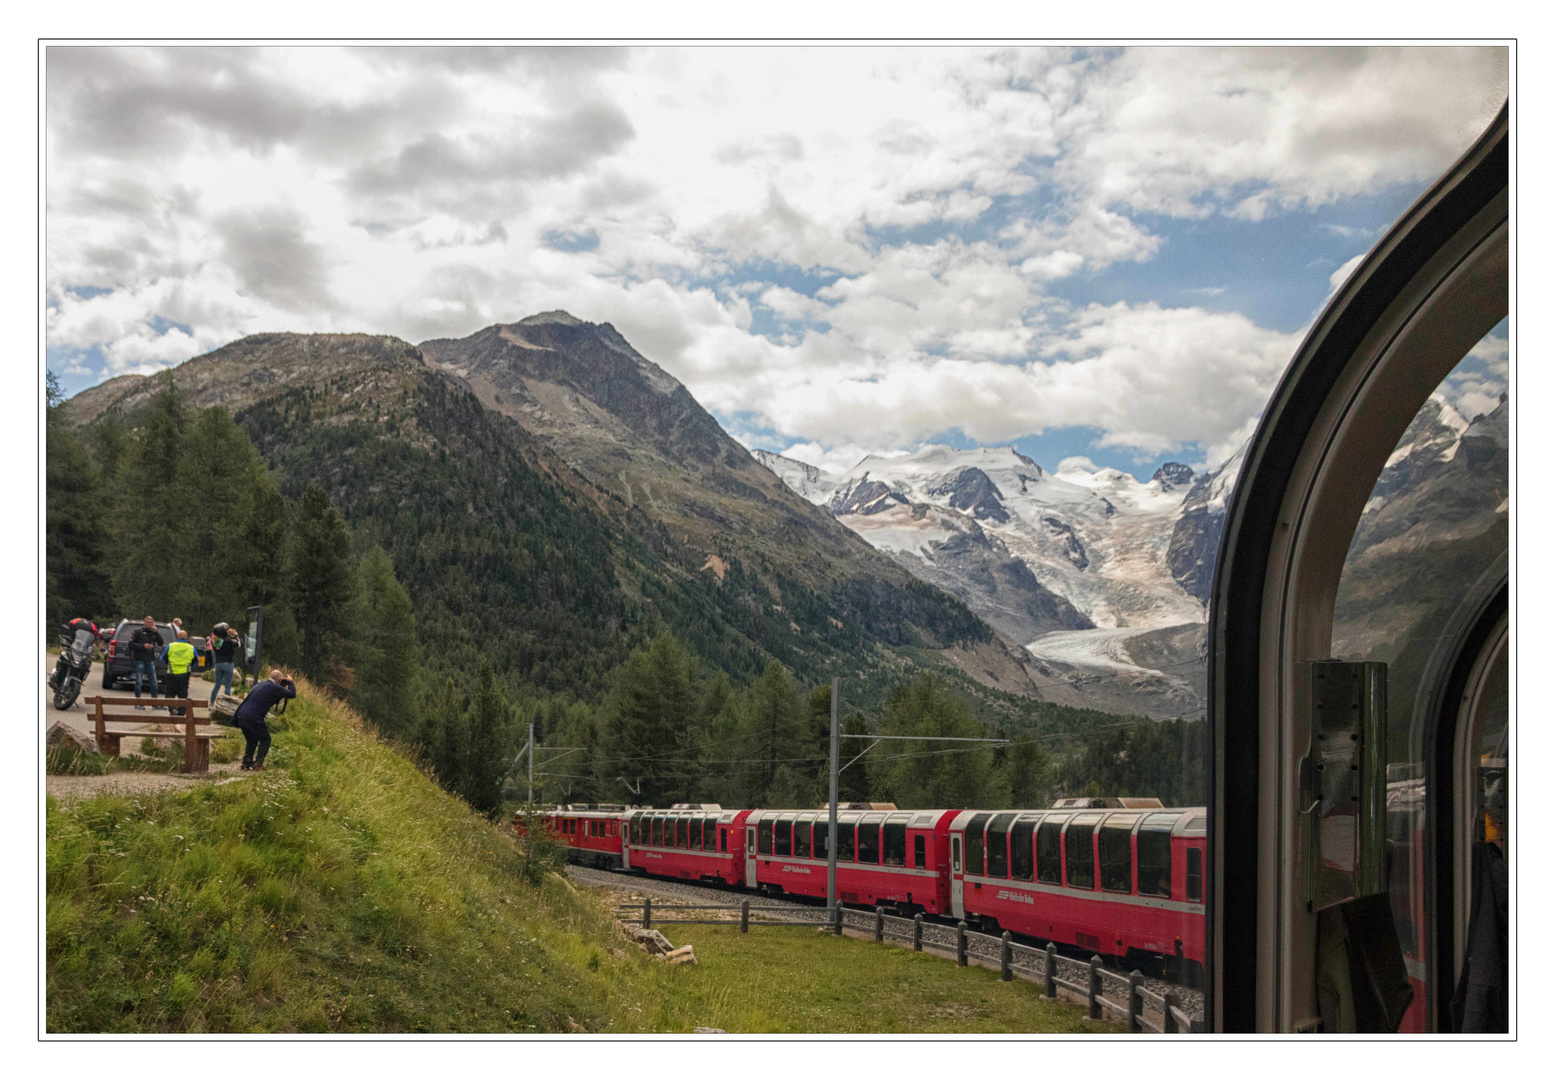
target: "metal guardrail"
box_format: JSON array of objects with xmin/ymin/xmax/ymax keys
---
[{"xmin": 614, "ymin": 897, "xmax": 1203, "ymax": 1032}]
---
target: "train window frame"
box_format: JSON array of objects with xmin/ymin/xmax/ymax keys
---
[
  {"xmin": 882, "ymin": 820, "xmax": 907, "ymax": 866},
  {"xmin": 650, "ymin": 815, "xmax": 662, "ymax": 847},
  {"xmin": 1065, "ymin": 814, "xmax": 1102, "ymax": 890},
  {"xmin": 1099, "ymin": 814, "xmax": 1136, "ymax": 893},
  {"xmin": 1137, "ymin": 819, "xmax": 1175, "ymax": 899},
  {"xmin": 747, "ymin": 826, "xmax": 756, "ymax": 855},
  {"xmin": 913, "ymin": 834, "xmax": 926, "ymax": 869},
  {"xmin": 1186, "ymin": 847, "xmax": 1203, "ymax": 903},
  {"xmin": 795, "ymin": 818, "xmax": 812, "ymax": 859},
  {"xmin": 775, "ymin": 814, "xmax": 794, "ymax": 857},
  {"xmin": 964, "ymin": 812, "xmax": 991, "ymax": 877},
  {"xmin": 814, "ymin": 820, "xmax": 829, "ymax": 858},
  {"xmin": 1037, "ymin": 817, "xmax": 1066, "ymax": 883},
  {"xmin": 758, "ymin": 818, "xmax": 772, "ymax": 856},
  {"xmin": 987, "ymin": 812, "xmax": 1016, "ymax": 879},
  {"xmin": 839, "ymin": 821, "xmax": 856, "ymax": 862},
  {"xmin": 1011, "ymin": 816, "xmax": 1035, "ymax": 882},
  {"xmin": 857, "ymin": 820, "xmax": 881, "ymax": 864}
]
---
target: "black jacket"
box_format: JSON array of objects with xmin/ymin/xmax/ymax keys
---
[
  {"xmin": 129, "ymin": 625, "xmax": 165, "ymax": 662},
  {"xmin": 210, "ymin": 635, "xmax": 239, "ymax": 663},
  {"xmin": 234, "ymin": 678, "xmax": 296, "ymax": 725}
]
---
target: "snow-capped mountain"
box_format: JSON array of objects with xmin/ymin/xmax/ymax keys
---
[{"xmin": 755, "ymin": 443, "xmax": 1246, "ymax": 716}]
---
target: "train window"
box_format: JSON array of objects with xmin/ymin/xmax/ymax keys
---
[
  {"xmin": 986, "ymin": 813, "xmax": 1015, "ymax": 878},
  {"xmin": 1099, "ymin": 817, "xmax": 1134, "ymax": 893},
  {"xmin": 1010, "ymin": 818, "xmax": 1035, "ymax": 882},
  {"xmin": 857, "ymin": 822, "xmax": 880, "ymax": 864},
  {"xmin": 839, "ymin": 822, "xmax": 856, "ymax": 862},
  {"xmin": 758, "ymin": 819, "xmax": 772, "ymax": 855},
  {"xmin": 775, "ymin": 816, "xmax": 794, "ymax": 857},
  {"xmin": 1137, "ymin": 822, "xmax": 1174, "ymax": 898},
  {"xmin": 964, "ymin": 813, "xmax": 990, "ymax": 877},
  {"xmin": 814, "ymin": 820, "xmax": 829, "ymax": 858},
  {"xmin": 795, "ymin": 820, "xmax": 812, "ymax": 858},
  {"xmin": 951, "ymin": 836, "xmax": 961, "ymax": 873},
  {"xmin": 720, "ymin": 826, "xmax": 728, "ymax": 854},
  {"xmin": 1065, "ymin": 816, "xmax": 1099, "ymax": 890},
  {"xmin": 914, "ymin": 834, "xmax": 926, "ymax": 869},
  {"xmin": 747, "ymin": 827, "xmax": 755, "ymax": 855},
  {"xmin": 1186, "ymin": 848, "xmax": 1203, "ymax": 903},
  {"xmin": 704, "ymin": 815, "xmax": 719, "ymax": 850},
  {"xmin": 883, "ymin": 822, "xmax": 906, "ymax": 866},
  {"xmin": 649, "ymin": 816, "xmax": 660, "ymax": 846}
]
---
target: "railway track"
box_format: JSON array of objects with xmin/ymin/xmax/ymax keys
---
[{"xmin": 566, "ymin": 865, "xmax": 1205, "ymax": 1022}]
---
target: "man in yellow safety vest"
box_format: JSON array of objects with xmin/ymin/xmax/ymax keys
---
[{"xmin": 159, "ymin": 629, "xmax": 200, "ymax": 715}]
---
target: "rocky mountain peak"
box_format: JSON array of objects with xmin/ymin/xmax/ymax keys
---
[
  {"xmin": 1151, "ymin": 461, "xmax": 1196, "ymax": 491},
  {"xmin": 516, "ymin": 309, "xmax": 586, "ymax": 327}
]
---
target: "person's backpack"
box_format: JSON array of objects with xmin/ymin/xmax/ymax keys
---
[{"xmin": 210, "ymin": 693, "xmax": 243, "ymax": 726}]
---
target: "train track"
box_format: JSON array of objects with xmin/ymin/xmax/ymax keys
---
[{"xmin": 566, "ymin": 865, "xmax": 1205, "ymax": 1021}]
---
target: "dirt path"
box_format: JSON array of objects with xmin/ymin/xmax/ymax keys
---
[{"xmin": 45, "ymin": 760, "xmax": 255, "ymax": 802}]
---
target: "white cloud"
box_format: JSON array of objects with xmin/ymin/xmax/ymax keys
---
[
  {"xmin": 45, "ymin": 44, "xmax": 1506, "ymax": 475},
  {"xmin": 1329, "ymin": 253, "xmax": 1367, "ymax": 293}
]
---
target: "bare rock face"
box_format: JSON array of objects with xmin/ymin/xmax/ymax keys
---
[
  {"xmin": 47, "ymin": 721, "xmax": 98, "ymax": 756},
  {"xmin": 627, "ymin": 926, "xmax": 676, "ymax": 955}
]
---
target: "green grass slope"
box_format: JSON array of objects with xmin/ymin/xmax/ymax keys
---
[{"xmin": 46, "ymin": 685, "xmax": 1099, "ymax": 1033}]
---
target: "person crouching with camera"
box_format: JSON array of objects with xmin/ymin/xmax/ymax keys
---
[{"xmin": 232, "ymin": 669, "xmax": 295, "ymax": 771}]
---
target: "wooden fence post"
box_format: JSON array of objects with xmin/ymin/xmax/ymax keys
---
[
  {"xmin": 913, "ymin": 913, "xmax": 923, "ymax": 952},
  {"xmin": 832, "ymin": 904, "xmax": 842, "ymax": 936},
  {"xmin": 1128, "ymin": 970, "xmax": 1144, "ymax": 1033},
  {"xmin": 1088, "ymin": 955, "xmax": 1103, "ymax": 1020},
  {"xmin": 1000, "ymin": 931, "xmax": 1012, "ymax": 981},
  {"xmin": 1044, "ymin": 943, "xmax": 1057, "ymax": 998},
  {"xmin": 643, "ymin": 897, "xmax": 651, "ymax": 930},
  {"xmin": 874, "ymin": 906, "xmax": 884, "ymax": 942},
  {"xmin": 1164, "ymin": 991, "xmax": 1178, "ymax": 1034},
  {"xmin": 956, "ymin": 921, "xmax": 968, "ymax": 966},
  {"xmin": 741, "ymin": 899, "xmax": 749, "ymax": 934}
]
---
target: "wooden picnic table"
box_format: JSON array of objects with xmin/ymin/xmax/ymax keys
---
[{"xmin": 82, "ymin": 695, "xmax": 225, "ymax": 773}]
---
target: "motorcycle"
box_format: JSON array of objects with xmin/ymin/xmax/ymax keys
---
[{"xmin": 49, "ymin": 627, "xmax": 97, "ymax": 710}]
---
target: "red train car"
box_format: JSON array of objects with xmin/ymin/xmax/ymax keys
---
[
  {"xmin": 526, "ymin": 807, "xmax": 628, "ymax": 870},
  {"xmin": 949, "ymin": 807, "xmax": 1206, "ymax": 975},
  {"xmin": 744, "ymin": 808, "xmax": 959, "ymax": 915},
  {"xmin": 622, "ymin": 806, "xmax": 750, "ymax": 886}
]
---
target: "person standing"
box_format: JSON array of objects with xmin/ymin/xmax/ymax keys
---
[
  {"xmin": 128, "ymin": 616, "xmax": 165, "ymax": 709},
  {"xmin": 207, "ymin": 623, "xmax": 239, "ymax": 704},
  {"xmin": 232, "ymin": 669, "xmax": 295, "ymax": 771},
  {"xmin": 159, "ymin": 629, "xmax": 199, "ymax": 715}
]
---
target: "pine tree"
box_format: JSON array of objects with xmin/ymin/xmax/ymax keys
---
[
  {"xmin": 45, "ymin": 372, "xmax": 112, "ymax": 626},
  {"xmin": 1001, "ymin": 735, "xmax": 1052, "ymax": 809},
  {"xmin": 354, "ymin": 546, "xmax": 422, "ymax": 737},
  {"xmin": 838, "ymin": 711, "xmax": 872, "ymax": 803},
  {"xmin": 871, "ymin": 672, "xmax": 1007, "ymax": 809},
  {"xmin": 286, "ymin": 483, "xmax": 359, "ymax": 683},
  {"xmin": 599, "ymin": 632, "xmax": 696, "ymax": 807},
  {"xmin": 462, "ymin": 662, "xmax": 514, "ymax": 819},
  {"xmin": 110, "ymin": 372, "xmax": 190, "ymax": 618},
  {"xmin": 745, "ymin": 660, "xmax": 806, "ymax": 806},
  {"xmin": 173, "ymin": 404, "xmax": 276, "ymax": 629}
]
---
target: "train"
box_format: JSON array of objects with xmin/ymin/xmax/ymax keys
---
[{"xmin": 517, "ymin": 799, "xmax": 1206, "ymax": 977}]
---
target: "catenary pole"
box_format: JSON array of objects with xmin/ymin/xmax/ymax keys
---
[
  {"xmin": 528, "ymin": 721, "xmax": 534, "ymax": 804},
  {"xmin": 827, "ymin": 676, "xmax": 840, "ymax": 917}
]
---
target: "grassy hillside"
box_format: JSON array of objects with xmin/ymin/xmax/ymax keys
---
[{"xmin": 46, "ymin": 685, "xmax": 1097, "ymax": 1033}]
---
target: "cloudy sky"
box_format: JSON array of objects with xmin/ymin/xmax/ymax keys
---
[{"xmin": 45, "ymin": 45, "xmax": 1508, "ymax": 478}]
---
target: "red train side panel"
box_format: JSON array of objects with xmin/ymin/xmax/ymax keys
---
[
  {"xmin": 744, "ymin": 809, "xmax": 958, "ymax": 915},
  {"xmin": 950, "ymin": 808, "xmax": 1206, "ymax": 969}
]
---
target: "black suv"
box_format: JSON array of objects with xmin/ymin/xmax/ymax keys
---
[{"xmin": 102, "ymin": 620, "xmax": 180, "ymax": 691}]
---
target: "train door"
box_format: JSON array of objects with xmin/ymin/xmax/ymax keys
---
[
  {"xmin": 950, "ymin": 820, "xmax": 965, "ymax": 918},
  {"xmin": 745, "ymin": 823, "xmax": 758, "ymax": 888}
]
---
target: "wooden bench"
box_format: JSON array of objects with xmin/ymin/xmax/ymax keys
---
[{"xmin": 83, "ymin": 696, "xmax": 228, "ymax": 773}]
